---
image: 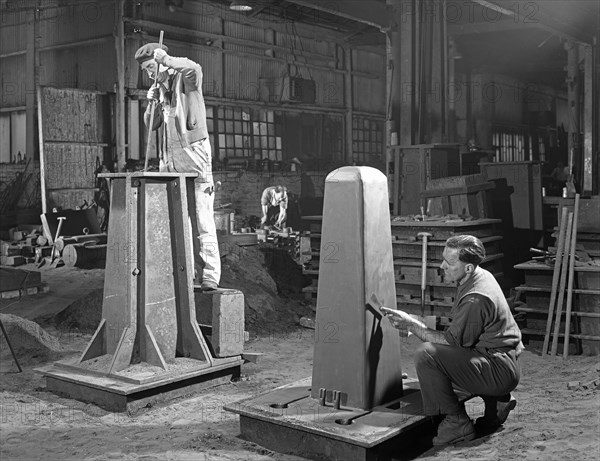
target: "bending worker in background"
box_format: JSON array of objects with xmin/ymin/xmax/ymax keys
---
[
  {"xmin": 382, "ymin": 235, "xmax": 523, "ymax": 446},
  {"xmin": 135, "ymin": 42, "xmax": 220, "ymax": 291},
  {"xmin": 260, "ymin": 185, "xmax": 288, "ymax": 230}
]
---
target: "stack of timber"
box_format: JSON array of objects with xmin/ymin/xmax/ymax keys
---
[
  {"xmin": 422, "ymin": 174, "xmax": 495, "ymax": 219},
  {"xmin": 1, "ymin": 225, "xmax": 45, "ymax": 267},
  {"xmin": 392, "ymin": 216, "xmax": 505, "ymax": 322},
  {"xmin": 299, "ymin": 216, "xmax": 323, "ymax": 303},
  {"xmin": 301, "ymin": 215, "xmax": 506, "ymax": 318}
]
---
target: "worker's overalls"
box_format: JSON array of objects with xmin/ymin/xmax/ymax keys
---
[{"xmin": 158, "ymin": 90, "xmax": 220, "ymax": 286}]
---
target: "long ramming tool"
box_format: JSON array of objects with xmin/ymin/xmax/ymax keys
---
[
  {"xmin": 144, "ymin": 30, "xmax": 165, "ymax": 172},
  {"xmin": 417, "ymin": 232, "xmax": 432, "ymax": 318}
]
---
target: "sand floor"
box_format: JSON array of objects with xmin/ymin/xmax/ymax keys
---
[{"xmin": 1, "ymin": 265, "xmax": 599, "ymax": 461}]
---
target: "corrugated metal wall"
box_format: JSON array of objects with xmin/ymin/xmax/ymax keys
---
[
  {"xmin": 1, "ymin": 1, "xmax": 386, "ymax": 113},
  {"xmin": 126, "ymin": 1, "xmax": 384, "ymax": 114},
  {"xmin": 1, "ymin": 0, "xmax": 386, "ymax": 171}
]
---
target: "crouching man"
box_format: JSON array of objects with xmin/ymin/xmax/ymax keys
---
[{"xmin": 384, "ymin": 235, "xmax": 523, "ymax": 446}]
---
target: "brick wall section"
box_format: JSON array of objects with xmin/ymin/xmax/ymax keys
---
[
  {"xmin": 213, "ymin": 170, "xmax": 327, "ymax": 219},
  {"xmin": 0, "ymin": 162, "xmax": 329, "ymax": 218},
  {"xmin": 0, "ymin": 162, "xmax": 41, "ymax": 209}
]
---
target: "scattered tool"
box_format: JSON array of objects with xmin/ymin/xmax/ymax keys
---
[
  {"xmin": 369, "ymin": 293, "xmax": 385, "ymax": 317},
  {"xmin": 530, "ymin": 248, "xmax": 554, "ymax": 256},
  {"xmin": 54, "ymin": 216, "xmax": 66, "ymax": 243},
  {"xmin": 144, "ymin": 30, "xmax": 165, "ymax": 172},
  {"xmin": 48, "ymin": 216, "xmax": 67, "ymax": 268},
  {"xmin": 214, "ymin": 202, "xmax": 232, "ymax": 210},
  {"xmin": 417, "ymin": 232, "xmax": 432, "ymax": 318}
]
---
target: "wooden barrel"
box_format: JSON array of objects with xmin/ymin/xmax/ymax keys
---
[{"xmin": 62, "ymin": 243, "xmax": 107, "ymax": 267}]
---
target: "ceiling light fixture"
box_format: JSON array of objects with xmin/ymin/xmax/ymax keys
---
[{"xmin": 230, "ymin": 0, "xmax": 253, "ymax": 12}]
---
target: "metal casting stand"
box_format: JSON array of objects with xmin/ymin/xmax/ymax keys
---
[
  {"xmin": 225, "ymin": 167, "xmax": 430, "ymax": 461},
  {"xmin": 37, "ymin": 173, "xmax": 243, "ymax": 412}
]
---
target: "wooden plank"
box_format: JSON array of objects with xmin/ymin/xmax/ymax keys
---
[
  {"xmin": 516, "ymin": 306, "xmax": 600, "ymax": 319},
  {"xmin": 563, "ymin": 194, "xmax": 581, "ymax": 358},
  {"xmin": 42, "ymin": 88, "xmax": 98, "ymax": 143},
  {"xmin": 421, "ymin": 182, "xmax": 494, "ymax": 197},
  {"xmin": 515, "ymin": 285, "xmax": 600, "ymax": 295},
  {"xmin": 44, "ymin": 143, "xmax": 100, "ymax": 189},
  {"xmin": 550, "ymin": 212, "xmax": 574, "ymax": 355},
  {"xmin": 521, "ymin": 328, "xmax": 600, "ymax": 342},
  {"xmin": 37, "ymin": 86, "xmax": 48, "ymax": 214},
  {"xmin": 542, "ymin": 206, "xmax": 569, "ymax": 355},
  {"xmin": 391, "ymin": 218, "xmax": 501, "ymax": 228},
  {"xmin": 46, "ymin": 189, "xmax": 96, "ymax": 211}
]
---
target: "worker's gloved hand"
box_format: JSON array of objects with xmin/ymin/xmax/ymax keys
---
[
  {"xmin": 153, "ymin": 48, "xmax": 168, "ymax": 64},
  {"xmin": 147, "ymin": 86, "xmax": 160, "ymax": 101}
]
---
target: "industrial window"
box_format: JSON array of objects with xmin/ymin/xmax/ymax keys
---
[
  {"xmin": 216, "ymin": 106, "xmax": 252, "ymax": 159},
  {"xmin": 352, "ymin": 117, "xmax": 384, "ymax": 166},
  {"xmin": 0, "ymin": 111, "xmax": 26, "ymax": 164},
  {"xmin": 252, "ymin": 110, "xmax": 282, "ymax": 162},
  {"xmin": 215, "ymin": 107, "xmax": 282, "ymax": 162},
  {"xmin": 206, "ymin": 105, "xmax": 216, "ymax": 157}
]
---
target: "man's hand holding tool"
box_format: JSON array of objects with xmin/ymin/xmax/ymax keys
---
[
  {"xmin": 380, "ymin": 306, "xmax": 427, "ymax": 334},
  {"xmin": 153, "ymin": 47, "xmax": 167, "ymax": 64},
  {"xmin": 147, "ymin": 86, "xmax": 160, "ymax": 101}
]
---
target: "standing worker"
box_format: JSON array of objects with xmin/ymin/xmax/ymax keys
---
[
  {"xmin": 135, "ymin": 42, "xmax": 220, "ymax": 292},
  {"xmin": 260, "ymin": 185, "xmax": 288, "ymax": 229},
  {"xmin": 382, "ymin": 235, "xmax": 523, "ymax": 446}
]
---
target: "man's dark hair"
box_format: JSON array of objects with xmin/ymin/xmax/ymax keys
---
[{"xmin": 445, "ymin": 235, "xmax": 485, "ymax": 266}]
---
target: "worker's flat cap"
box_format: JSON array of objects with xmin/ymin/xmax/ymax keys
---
[{"xmin": 134, "ymin": 42, "xmax": 169, "ymax": 64}]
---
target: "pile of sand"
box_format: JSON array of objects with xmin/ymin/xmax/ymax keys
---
[
  {"xmin": 52, "ymin": 288, "xmax": 104, "ymax": 333},
  {"xmin": 220, "ymin": 245, "xmax": 313, "ymax": 333},
  {"xmin": 0, "ymin": 313, "xmax": 62, "ymax": 365},
  {"xmin": 51, "ymin": 245, "xmax": 312, "ymax": 336}
]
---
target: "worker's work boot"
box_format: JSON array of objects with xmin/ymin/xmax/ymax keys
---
[
  {"xmin": 200, "ymin": 281, "xmax": 218, "ymax": 292},
  {"xmin": 432, "ymin": 412, "xmax": 476, "ymax": 446},
  {"xmin": 475, "ymin": 394, "xmax": 517, "ymax": 433}
]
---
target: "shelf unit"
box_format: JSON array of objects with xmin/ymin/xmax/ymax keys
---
[
  {"xmin": 301, "ymin": 216, "xmax": 507, "ymax": 321},
  {"xmin": 513, "ymin": 261, "xmax": 600, "ymax": 354},
  {"xmin": 391, "ymin": 218, "xmax": 505, "ymax": 320},
  {"xmin": 300, "ymin": 216, "xmax": 323, "ymax": 303}
]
